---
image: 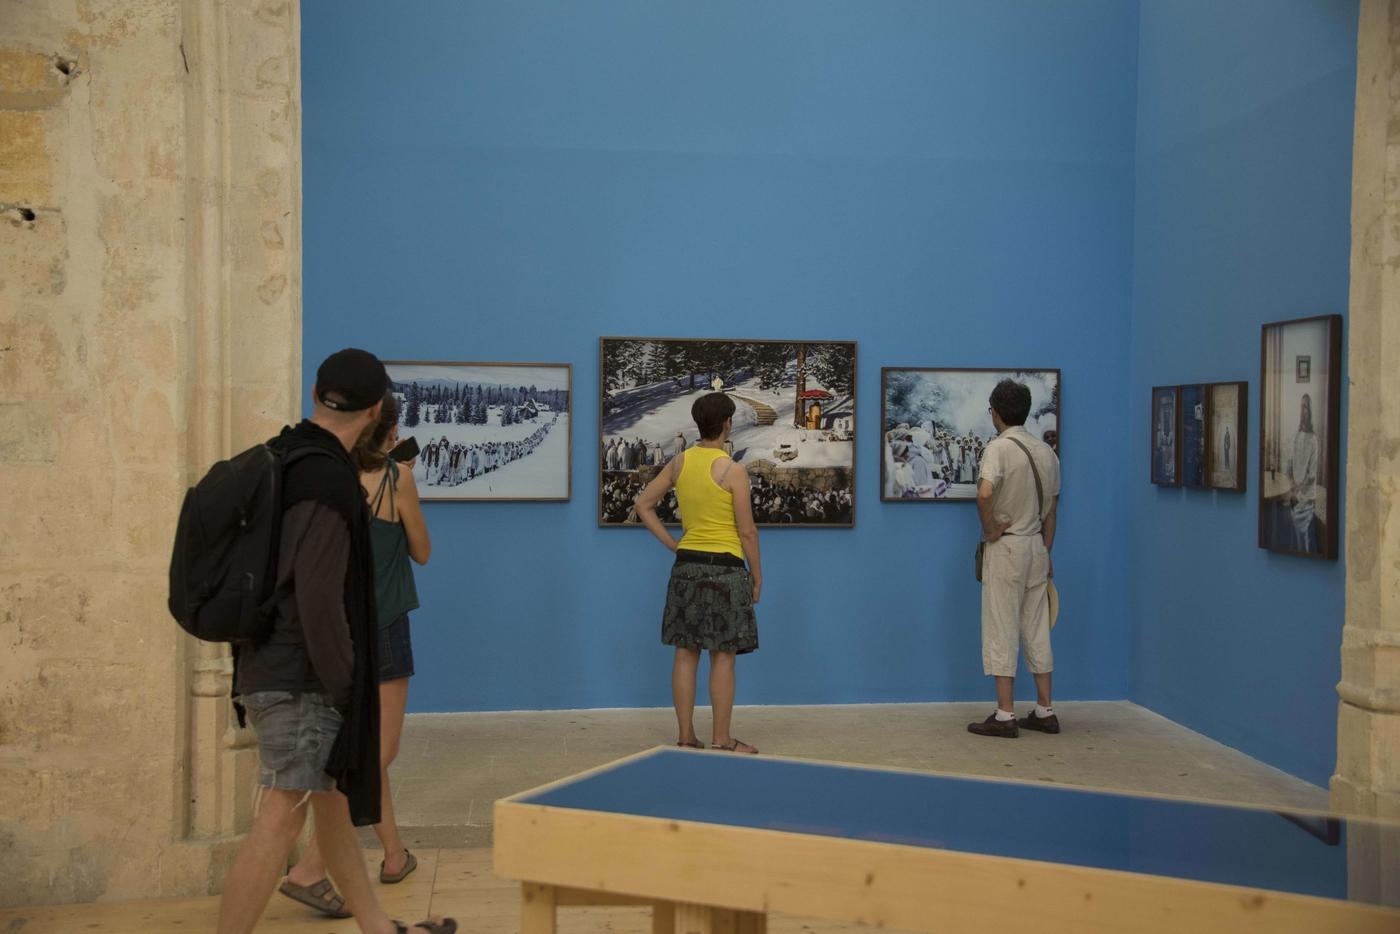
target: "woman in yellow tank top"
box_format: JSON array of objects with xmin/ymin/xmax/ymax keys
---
[{"xmin": 635, "ymin": 392, "xmax": 763, "ymax": 754}]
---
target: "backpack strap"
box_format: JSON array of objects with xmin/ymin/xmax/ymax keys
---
[{"xmin": 1005, "ymin": 436, "xmax": 1044, "ymax": 520}]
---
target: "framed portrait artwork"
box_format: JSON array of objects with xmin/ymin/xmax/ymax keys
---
[
  {"xmin": 1207, "ymin": 381, "xmax": 1247, "ymax": 492},
  {"xmin": 1150, "ymin": 386, "xmax": 1181, "ymax": 486},
  {"xmin": 383, "ymin": 361, "xmax": 572, "ymax": 502},
  {"xmin": 1259, "ymin": 315, "xmax": 1342, "ymax": 559},
  {"xmin": 880, "ymin": 368, "xmax": 1060, "ymax": 502},
  {"xmin": 1180, "ymin": 384, "xmax": 1208, "ymax": 488},
  {"xmin": 599, "ymin": 337, "xmax": 856, "ymax": 527}
]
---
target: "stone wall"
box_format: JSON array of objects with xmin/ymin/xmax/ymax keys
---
[
  {"xmin": 1331, "ymin": 0, "xmax": 1400, "ymax": 906},
  {"xmin": 0, "ymin": 0, "xmax": 301, "ymax": 908}
]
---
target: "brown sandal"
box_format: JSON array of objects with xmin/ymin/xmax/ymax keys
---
[
  {"xmin": 712, "ymin": 738, "xmax": 759, "ymax": 754},
  {"xmin": 381, "ymin": 848, "xmax": 418, "ymax": 884},
  {"xmin": 677, "ymin": 740, "xmax": 705, "ymax": 749},
  {"xmin": 394, "ymin": 919, "xmax": 458, "ymax": 933},
  {"xmin": 278, "ymin": 877, "xmax": 351, "ymax": 918}
]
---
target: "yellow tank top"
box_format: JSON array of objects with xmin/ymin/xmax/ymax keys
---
[{"xmin": 675, "ymin": 447, "xmax": 744, "ymax": 559}]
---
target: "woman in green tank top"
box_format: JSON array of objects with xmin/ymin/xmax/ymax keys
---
[
  {"xmin": 635, "ymin": 392, "xmax": 764, "ymax": 755},
  {"xmin": 281, "ymin": 391, "xmax": 433, "ymax": 912}
]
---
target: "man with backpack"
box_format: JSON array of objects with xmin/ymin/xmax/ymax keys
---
[{"xmin": 212, "ymin": 348, "xmax": 455, "ymax": 934}]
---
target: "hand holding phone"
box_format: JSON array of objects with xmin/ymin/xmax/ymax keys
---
[{"xmin": 389, "ymin": 436, "xmax": 420, "ymax": 464}]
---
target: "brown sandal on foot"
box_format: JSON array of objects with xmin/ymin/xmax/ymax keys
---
[
  {"xmin": 278, "ymin": 877, "xmax": 351, "ymax": 918},
  {"xmin": 677, "ymin": 740, "xmax": 705, "ymax": 749},
  {"xmin": 712, "ymin": 738, "xmax": 759, "ymax": 754},
  {"xmin": 380, "ymin": 848, "xmax": 418, "ymax": 884},
  {"xmin": 393, "ymin": 919, "xmax": 458, "ymax": 933}
]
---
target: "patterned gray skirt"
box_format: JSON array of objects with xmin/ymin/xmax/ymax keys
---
[{"xmin": 661, "ymin": 558, "xmax": 759, "ymax": 655}]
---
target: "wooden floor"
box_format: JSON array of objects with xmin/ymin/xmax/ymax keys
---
[{"xmin": 0, "ymin": 847, "xmax": 864, "ymax": 933}]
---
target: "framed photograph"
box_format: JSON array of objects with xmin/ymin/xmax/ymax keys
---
[
  {"xmin": 879, "ymin": 368, "xmax": 1060, "ymax": 502},
  {"xmin": 599, "ymin": 337, "xmax": 856, "ymax": 527},
  {"xmin": 1180, "ymin": 384, "xmax": 1208, "ymax": 488},
  {"xmin": 1150, "ymin": 385, "xmax": 1181, "ymax": 486},
  {"xmin": 1259, "ymin": 315, "xmax": 1342, "ymax": 559},
  {"xmin": 1207, "ymin": 381, "xmax": 1247, "ymax": 492},
  {"xmin": 383, "ymin": 361, "xmax": 572, "ymax": 502}
]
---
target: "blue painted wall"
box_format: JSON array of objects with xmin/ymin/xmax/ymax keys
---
[
  {"xmin": 302, "ymin": 1, "xmax": 1140, "ymax": 712},
  {"xmin": 1128, "ymin": 0, "xmax": 1357, "ymax": 786}
]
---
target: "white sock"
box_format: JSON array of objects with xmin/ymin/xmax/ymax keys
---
[
  {"xmin": 994, "ymin": 708, "xmax": 1016, "ymax": 722},
  {"xmin": 1034, "ymin": 704, "xmax": 1054, "ymax": 718}
]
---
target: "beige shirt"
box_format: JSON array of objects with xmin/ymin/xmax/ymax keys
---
[{"xmin": 979, "ymin": 426, "xmax": 1061, "ymax": 537}]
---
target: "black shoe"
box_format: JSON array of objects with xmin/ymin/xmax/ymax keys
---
[
  {"xmin": 1018, "ymin": 710, "xmax": 1061, "ymax": 734},
  {"xmin": 967, "ymin": 713, "xmax": 1019, "ymax": 738}
]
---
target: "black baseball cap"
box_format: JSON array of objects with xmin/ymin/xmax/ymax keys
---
[{"xmin": 315, "ymin": 348, "xmax": 389, "ymax": 412}]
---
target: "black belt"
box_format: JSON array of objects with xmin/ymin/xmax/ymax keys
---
[{"xmin": 675, "ymin": 549, "xmax": 746, "ymax": 568}]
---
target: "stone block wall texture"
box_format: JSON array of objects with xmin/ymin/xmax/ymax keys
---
[{"xmin": 0, "ymin": 0, "xmax": 301, "ymax": 908}]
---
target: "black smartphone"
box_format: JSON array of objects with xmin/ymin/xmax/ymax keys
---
[{"xmin": 389, "ymin": 436, "xmax": 420, "ymax": 463}]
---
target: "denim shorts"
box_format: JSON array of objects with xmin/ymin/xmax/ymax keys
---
[
  {"xmin": 379, "ymin": 613, "xmax": 415, "ymax": 682},
  {"xmin": 241, "ymin": 691, "xmax": 342, "ymax": 792}
]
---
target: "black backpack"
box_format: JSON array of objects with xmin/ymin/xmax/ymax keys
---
[{"xmin": 167, "ymin": 443, "xmax": 331, "ymax": 643}]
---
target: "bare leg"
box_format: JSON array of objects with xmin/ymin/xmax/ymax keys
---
[
  {"xmin": 216, "ymin": 789, "xmax": 310, "ymax": 934},
  {"xmin": 375, "ymin": 677, "xmax": 410, "ymax": 875},
  {"xmin": 710, "ymin": 651, "xmax": 755, "ymax": 752},
  {"xmin": 994, "ymin": 675, "xmax": 1015, "ymax": 712},
  {"xmin": 284, "ymin": 835, "xmax": 328, "ymax": 888},
  {"xmin": 308, "ymin": 791, "xmax": 405, "ymax": 934},
  {"xmin": 1033, "ymin": 672, "xmax": 1052, "ymax": 708},
  {"xmin": 672, "ymin": 648, "xmax": 701, "ymax": 744}
]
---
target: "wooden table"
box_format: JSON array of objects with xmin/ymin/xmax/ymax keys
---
[{"xmin": 495, "ymin": 748, "xmax": 1400, "ymax": 934}]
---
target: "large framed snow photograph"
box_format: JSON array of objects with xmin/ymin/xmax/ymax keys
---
[
  {"xmin": 599, "ymin": 337, "xmax": 856, "ymax": 527},
  {"xmin": 881, "ymin": 367, "xmax": 1060, "ymax": 502},
  {"xmin": 384, "ymin": 361, "xmax": 572, "ymax": 502}
]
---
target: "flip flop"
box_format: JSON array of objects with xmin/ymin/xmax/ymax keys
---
[
  {"xmin": 394, "ymin": 919, "xmax": 457, "ymax": 933},
  {"xmin": 381, "ymin": 848, "xmax": 418, "ymax": 884},
  {"xmin": 676, "ymin": 740, "xmax": 705, "ymax": 749},
  {"xmin": 278, "ymin": 877, "xmax": 351, "ymax": 918}
]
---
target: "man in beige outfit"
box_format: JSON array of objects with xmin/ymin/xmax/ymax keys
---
[{"xmin": 968, "ymin": 379, "xmax": 1061, "ymax": 739}]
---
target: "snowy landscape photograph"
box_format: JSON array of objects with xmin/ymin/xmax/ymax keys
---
[
  {"xmin": 881, "ymin": 367, "xmax": 1060, "ymax": 502},
  {"xmin": 384, "ymin": 361, "xmax": 571, "ymax": 502},
  {"xmin": 599, "ymin": 337, "xmax": 856, "ymax": 527}
]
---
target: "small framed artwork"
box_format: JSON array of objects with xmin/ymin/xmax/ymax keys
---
[
  {"xmin": 383, "ymin": 361, "xmax": 572, "ymax": 502},
  {"xmin": 1206, "ymin": 381, "xmax": 1248, "ymax": 492},
  {"xmin": 880, "ymin": 368, "xmax": 1060, "ymax": 501},
  {"xmin": 599, "ymin": 337, "xmax": 856, "ymax": 527},
  {"xmin": 1150, "ymin": 385, "xmax": 1181, "ymax": 486},
  {"xmin": 1259, "ymin": 315, "xmax": 1342, "ymax": 559},
  {"xmin": 1180, "ymin": 384, "xmax": 1208, "ymax": 488}
]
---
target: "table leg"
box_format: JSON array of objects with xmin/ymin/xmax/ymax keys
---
[
  {"xmin": 735, "ymin": 911, "xmax": 767, "ymax": 934},
  {"xmin": 521, "ymin": 882, "xmax": 557, "ymax": 934},
  {"xmin": 674, "ymin": 902, "xmax": 715, "ymax": 934},
  {"xmin": 653, "ymin": 901, "xmax": 676, "ymax": 934}
]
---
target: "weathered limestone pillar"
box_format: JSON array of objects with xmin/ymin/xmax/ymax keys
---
[
  {"xmin": 1333, "ymin": 0, "xmax": 1400, "ymax": 907},
  {"xmin": 0, "ymin": 0, "xmax": 301, "ymax": 907}
]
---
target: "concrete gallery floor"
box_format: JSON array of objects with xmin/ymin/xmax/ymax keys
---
[{"xmin": 0, "ymin": 702, "xmax": 1329, "ymax": 932}]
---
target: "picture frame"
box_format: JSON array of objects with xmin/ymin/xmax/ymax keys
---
[
  {"xmin": 599, "ymin": 337, "xmax": 856, "ymax": 528},
  {"xmin": 1180, "ymin": 384, "xmax": 1208, "ymax": 489},
  {"xmin": 1206, "ymin": 381, "xmax": 1248, "ymax": 493},
  {"xmin": 382, "ymin": 360, "xmax": 573, "ymax": 502},
  {"xmin": 1150, "ymin": 385, "xmax": 1181, "ymax": 487},
  {"xmin": 1258, "ymin": 315, "xmax": 1342, "ymax": 559},
  {"xmin": 879, "ymin": 367, "xmax": 1060, "ymax": 502}
]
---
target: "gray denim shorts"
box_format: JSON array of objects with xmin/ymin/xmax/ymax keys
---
[{"xmin": 241, "ymin": 691, "xmax": 342, "ymax": 792}]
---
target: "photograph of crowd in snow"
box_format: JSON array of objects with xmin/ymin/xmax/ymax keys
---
[
  {"xmin": 599, "ymin": 338, "xmax": 856, "ymax": 527},
  {"xmin": 384, "ymin": 362, "xmax": 571, "ymax": 501},
  {"xmin": 881, "ymin": 368, "xmax": 1059, "ymax": 501}
]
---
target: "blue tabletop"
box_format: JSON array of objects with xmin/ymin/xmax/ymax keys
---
[{"xmin": 520, "ymin": 749, "xmax": 1393, "ymax": 906}]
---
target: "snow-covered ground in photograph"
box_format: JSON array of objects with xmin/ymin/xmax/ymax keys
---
[
  {"xmin": 402, "ymin": 407, "xmax": 569, "ymax": 499},
  {"xmin": 604, "ymin": 374, "xmax": 853, "ymax": 469}
]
